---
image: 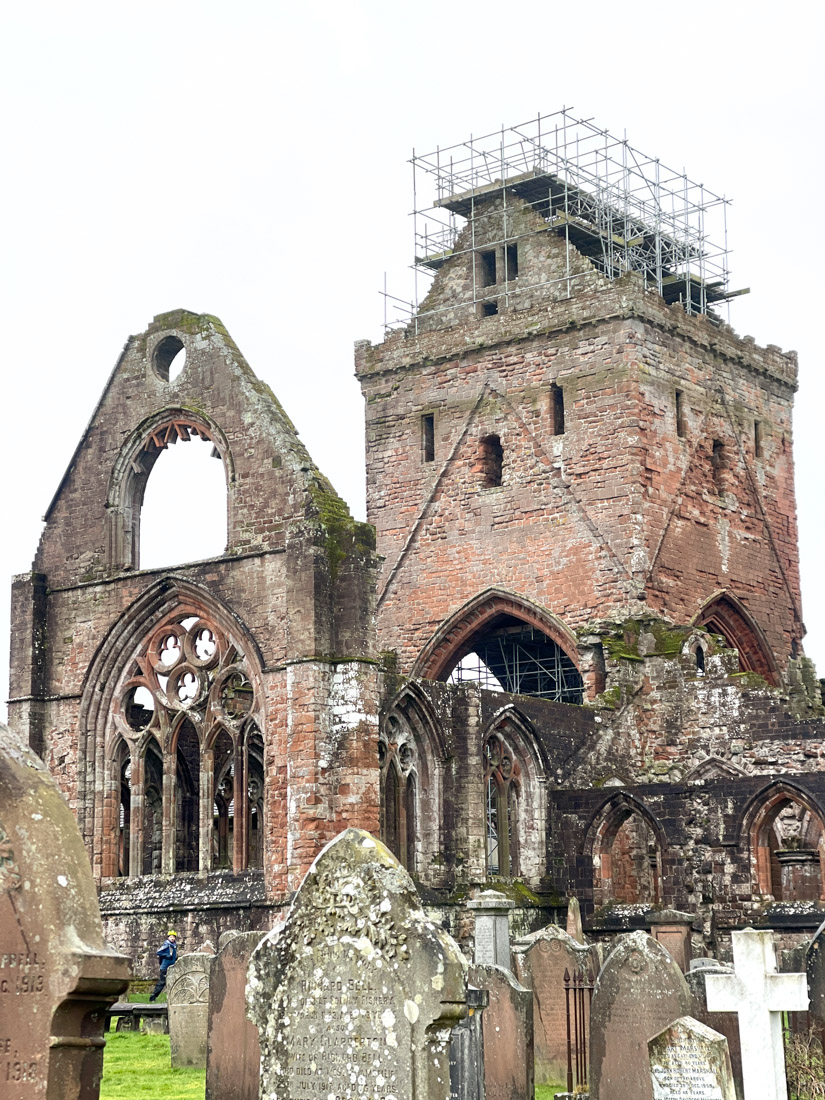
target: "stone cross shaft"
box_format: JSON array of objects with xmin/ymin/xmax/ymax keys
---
[{"xmin": 705, "ymin": 929, "xmax": 807, "ymax": 1100}]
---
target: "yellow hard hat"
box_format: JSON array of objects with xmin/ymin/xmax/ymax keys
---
[{"xmin": 168, "ymin": 930, "xmax": 177, "ymax": 937}]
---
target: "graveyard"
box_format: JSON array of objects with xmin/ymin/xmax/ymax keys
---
[{"xmin": 4, "ymin": 107, "xmax": 825, "ymax": 1100}]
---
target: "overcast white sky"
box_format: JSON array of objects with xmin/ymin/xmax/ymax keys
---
[{"xmin": 2, "ymin": 1, "xmax": 823, "ymax": 718}]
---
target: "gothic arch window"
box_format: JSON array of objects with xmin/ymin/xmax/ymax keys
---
[
  {"xmin": 748, "ymin": 789, "xmax": 825, "ymax": 902},
  {"xmin": 484, "ymin": 731, "xmax": 520, "ymax": 876},
  {"xmin": 103, "ymin": 609, "xmax": 262, "ymax": 878},
  {"xmin": 416, "ymin": 591, "xmax": 584, "ymax": 704},
  {"xmin": 695, "ymin": 592, "xmax": 778, "ymax": 686},
  {"xmin": 590, "ymin": 798, "xmax": 664, "ymax": 908},
  {"xmin": 106, "ymin": 411, "xmax": 233, "ymax": 571},
  {"xmin": 379, "ymin": 715, "xmax": 418, "ymax": 873}
]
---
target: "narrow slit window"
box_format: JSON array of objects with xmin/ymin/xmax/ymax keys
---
[
  {"xmin": 711, "ymin": 440, "xmax": 726, "ymax": 495},
  {"xmin": 506, "ymin": 243, "xmax": 518, "ymax": 280},
  {"xmin": 421, "ymin": 413, "xmax": 435, "ymax": 463},
  {"xmin": 675, "ymin": 390, "xmax": 686, "ymax": 438},
  {"xmin": 551, "ymin": 383, "xmax": 565, "ymax": 436},
  {"xmin": 479, "ymin": 434, "xmax": 503, "ymax": 488},
  {"xmin": 754, "ymin": 420, "xmax": 764, "ymax": 458},
  {"xmin": 479, "ymin": 250, "xmax": 497, "ymax": 287}
]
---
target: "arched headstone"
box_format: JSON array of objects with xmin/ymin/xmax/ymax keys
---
[
  {"xmin": 0, "ymin": 722, "xmax": 130, "ymax": 1099},
  {"xmin": 167, "ymin": 949, "xmax": 215, "ymax": 1068}
]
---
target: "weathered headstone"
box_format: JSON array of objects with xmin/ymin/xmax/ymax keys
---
[
  {"xmin": 205, "ymin": 930, "xmax": 267, "ymax": 1100},
  {"xmin": 589, "ymin": 930, "xmax": 694, "ymax": 1100},
  {"xmin": 649, "ymin": 909, "xmax": 695, "ymax": 973},
  {"xmin": 705, "ymin": 928, "xmax": 807, "ymax": 1100},
  {"xmin": 469, "ymin": 964, "xmax": 533, "ymax": 1100},
  {"xmin": 449, "ymin": 986, "xmax": 487, "ymax": 1100},
  {"xmin": 566, "ymin": 896, "xmax": 584, "ymax": 944},
  {"xmin": 648, "ymin": 1016, "xmax": 736, "ymax": 1100},
  {"xmin": 512, "ymin": 923, "xmax": 594, "ymax": 1087},
  {"xmin": 248, "ymin": 829, "xmax": 467, "ymax": 1100},
  {"xmin": 167, "ymin": 949, "xmax": 216, "ymax": 1068},
  {"xmin": 468, "ymin": 891, "xmax": 514, "ymax": 969},
  {"xmin": 686, "ymin": 960, "xmax": 743, "ymax": 1100},
  {"xmin": 0, "ymin": 721, "xmax": 131, "ymax": 1099}
]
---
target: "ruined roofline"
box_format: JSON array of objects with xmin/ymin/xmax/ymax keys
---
[{"xmin": 357, "ymin": 276, "xmax": 798, "ymax": 389}]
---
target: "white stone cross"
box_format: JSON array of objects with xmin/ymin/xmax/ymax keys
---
[{"xmin": 705, "ymin": 928, "xmax": 808, "ymax": 1100}]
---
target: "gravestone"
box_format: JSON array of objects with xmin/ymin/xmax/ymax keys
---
[
  {"xmin": 469, "ymin": 964, "xmax": 533, "ymax": 1100},
  {"xmin": 705, "ymin": 928, "xmax": 807, "ymax": 1100},
  {"xmin": 686, "ymin": 960, "xmax": 743, "ymax": 1100},
  {"xmin": 649, "ymin": 910, "xmax": 695, "ymax": 972},
  {"xmin": 449, "ymin": 986, "xmax": 487, "ymax": 1100},
  {"xmin": 248, "ymin": 829, "xmax": 467, "ymax": 1100},
  {"xmin": 589, "ymin": 930, "xmax": 693, "ymax": 1100},
  {"xmin": 0, "ymin": 721, "xmax": 131, "ymax": 1099},
  {"xmin": 512, "ymin": 923, "xmax": 594, "ymax": 1087},
  {"xmin": 648, "ymin": 1016, "xmax": 736, "ymax": 1100},
  {"xmin": 205, "ymin": 930, "xmax": 265, "ymax": 1100},
  {"xmin": 566, "ymin": 896, "xmax": 584, "ymax": 944},
  {"xmin": 468, "ymin": 891, "xmax": 514, "ymax": 969},
  {"xmin": 167, "ymin": 949, "xmax": 216, "ymax": 1068}
]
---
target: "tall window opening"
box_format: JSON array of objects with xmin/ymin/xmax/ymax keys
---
[
  {"xmin": 484, "ymin": 733, "xmax": 520, "ymax": 877},
  {"xmin": 379, "ymin": 716, "xmax": 418, "ymax": 873},
  {"xmin": 446, "ymin": 617, "xmax": 583, "ymax": 703},
  {"xmin": 592, "ymin": 802, "xmax": 663, "ymax": 907},
  {"xmin": 754, "ymin": 420, "xmax": 764, "ymax": 458},
  {"xmin": 675, "ymin": 390, "xmax": 686, "ymax": 438},
  {"xmin": 479, "ymin": 249, "xmax": 497, "ymax": 287},
  {"xmin": 479, "ymin": 434, "xmax": 503, "ymax": 488},
  {"xmin": 421, "ymin": 413, "xmax": 435, "ymax": 463},
  {"xmin": 506, "ymin": 243, "xmax": 519, "ymax": 280},
  {"xmin": 109, "ymin": 611, "xmax": 261, "ymax": 878},
  {"xmin": 175, "ymin": 720, "xmax": 200, "ymax": 873},
  {"xmin": 140, "ymin": 431, "xmax": 227, "ymax": 569},
  {"xmin": 551, "ymin": 384, "xmax": 565, "ymax": 436}
]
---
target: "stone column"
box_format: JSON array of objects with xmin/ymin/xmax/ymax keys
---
[
  {"xmin": 776, "ymin": 849, "xmax": 821, "ymax": 901},
  {"xmin": 129, "ymin": 749, "xmax": 144, "ymax": 878},
  {"xmin": 468, "ymin": 890, "xmax": 514, "ymax": 970},
  {"xmin": 162, "ymin": 754, "xmax": 177, "ymax": 874}
]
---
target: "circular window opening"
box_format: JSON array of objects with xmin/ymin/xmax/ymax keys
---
[{"xmin": 153, "ymin": 335, "xmax": 187, "ymax": 382}]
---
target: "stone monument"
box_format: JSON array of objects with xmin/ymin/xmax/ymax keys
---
[
  {"xmin": 705, "ymin": 928, "xmax": 807, "ymax": 1100},
  {"xmin": 648, "ymin": 1016, "xmax": 736, "ymax": 1100},
  {"xmin": 808, "ymin": 915, "xmax": 825, "ymax": 1037},
  {"xmin": 686, "ymin": 960, "xmax": 743, "ymax": 1100},
  {"xmin": 589, "ymin": 930, "xmax": 694, "ymax": 1100},
  {"xmin": 468, "ymin": 891, "xmax": 514, "ymax": 970},
  {"xmin": 512, "ymin": 923, "xmax": 594, "ymax": 1087},
  {"xmin": 0, "ymin": 721, "xmax": 130, "ymax": 1099},
  {"xmin": 247, "ymin": 828, "xmax": 467, "ymax": 1100},
  {"xmin": 468, "ymin": 964, "xmax": 533, "ymax": 1100},
  {"xmin": 167, "ymin": 948, "xmax": 216, "ymax": 1068},
  {"xmin": 205, "ymin": 930, "xmax": 265, "ymax": 1100}
]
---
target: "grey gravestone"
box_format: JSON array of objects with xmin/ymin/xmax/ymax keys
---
[
  {"xmin": 167, "ymin": 950, "xmax": 215, "ymax": 1068},
  {"xmin": 566, "ymin": 896, "xmax": 584, "ymax": 944},
  {"xmin": 648, "ymin": 1016, "xmax": 736, "ymax": 1100},
  {"xmin": 468, "ymin": 891, "xmax": 514, "ymax": 970},
  {"xmin": 248, "ymin": 829, "xmax": 467, "ymax": 1100},
  {"xmin": 686, "ymin": 962, "xmax": 743, "ymax": 1100},
  {"xmin": 0, "ymin": 722, "xmax": 130, "ymax": 1099},
  {"xmin": 205, "ymin": 930, "xmax": 265, "ymax": 1100},
  {"xmin": 590, "ymin": 930, "xmax": 693, "ymax": 1100}
]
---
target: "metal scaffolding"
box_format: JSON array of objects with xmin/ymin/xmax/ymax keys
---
[{"xmin": 383, "ymin": 109, "xmax": 745, "ymax": 331}]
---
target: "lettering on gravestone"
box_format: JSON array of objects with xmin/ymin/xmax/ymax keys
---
[
  {"xmin": 648, "ymin": 1016, "xmax": 735, "ymax": 1100},
  {"xmin": 247, "ymin": 829, "xmax": 467, "ymax": 1100}
]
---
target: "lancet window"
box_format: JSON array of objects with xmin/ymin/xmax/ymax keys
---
[
  {"xmin": 108, "ymin": 612, "xmax": 263, "ymax": 878},
  {"xmin": 484, "ymin": 731, "xmax": 521, "ymax": 877},
  {"xmin": 379, "ymin": 715, "xmax": 418, "ymax": 873}
]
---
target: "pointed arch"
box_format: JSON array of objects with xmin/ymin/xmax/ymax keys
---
[
  {"xmin": 78, "ymin": 576, "xmax": 265, "ymax": 879},
  {"xmin": 683, "ymin": 756, "xmax": 748, "ymax": 783},
  {"xmin": 585, "ymin": 792, "xmax": 667, "ymax": 907},
  {"xmin": 379, "ymin": 683, "xmax": 446, "ymax": 883},
  {"xmin": 105, "ymin": 407, "xmax": 235, "ymax": 570},
  {"xmin": 693, "ymin": 590, "xmax": 779, "ymax": 686},
  {"xmin": 482, "ymin": 705, "xmax": 547, "ymax": 883},
  {"xmin": 739, "ymin": 780, "xmax": 825, "ymax": 901}
]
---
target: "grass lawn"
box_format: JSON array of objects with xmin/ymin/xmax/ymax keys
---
[
  {"xmin": 535, "ymin": 1082, "xmax": 567, "ymax": 1098},
  {"xmin": 101, "ymin": 1031, "xmax": 205, "ymax": 1100}
]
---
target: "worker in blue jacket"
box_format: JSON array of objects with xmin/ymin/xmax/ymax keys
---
[{"xmin": 149, "ymin": 930, "xmax": 178, "ymax": 1002}]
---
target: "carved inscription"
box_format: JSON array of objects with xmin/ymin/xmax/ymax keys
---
[
  {"xmin": 651, "ymin": 1034, "xmax": 727, "ymax": 1100},
  {"xmin": 0, "ymin": 894, "xmax": 49, "ymax": 1093}
]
